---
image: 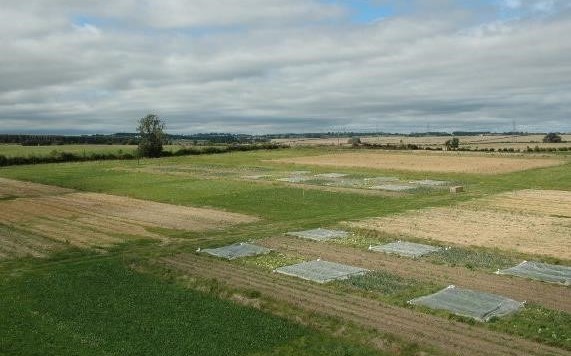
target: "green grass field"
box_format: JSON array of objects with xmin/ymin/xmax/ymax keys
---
[{"xmin": 1, "ymin": 147, "xmax": 570, "ymax": 354}]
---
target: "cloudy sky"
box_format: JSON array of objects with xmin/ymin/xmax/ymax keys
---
[{"xmin": 2, "ymin": 0, "xmax": 570, "ymax": 134}]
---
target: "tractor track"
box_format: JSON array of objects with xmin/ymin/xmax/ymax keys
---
[{"xmin": 160, "ymin": 254, "xmax": 568, "ymax": 356}]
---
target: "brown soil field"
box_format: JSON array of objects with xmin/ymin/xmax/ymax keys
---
[
  {"xmin": 475, "ymin": 189, "xmax": 571, "ymax": 217},
  {"xmin": 258, "ymin": 237, "xmax": 571, "ymax": 313},
  {"xmin": 0, "ymin": 177, "xmax": 74, "ymax": 198},
  {"xmin": 274, "ymin": 152, "xmax": 563, "ymax": 174},
  {"xmin": 0, "ymin": 182, "xmax": 257, "ymax": 260},
  {"xmin": 349, "ymin": 206, "xmax": 571, "ymax": 260},
  {"xmin": 160, "ymin": 254, "xmax": 567, "ymax": 356}
]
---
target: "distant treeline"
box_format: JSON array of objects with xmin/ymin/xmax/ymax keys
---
[
  {"xmin": 0, "ymin": 143, "xmax": 285, "ymax": 167},
  {"xmin": 0, "ymin": 133, "xmax": 270, "ymax": 146},
  {"xmin": 263, "ymin": 131, "xmax": 556, "ymax": 139},
  {"xmin": 358, "ymin": 142, "xmax": 571, "ymax": 153},
  {"xmin": 0, "ymin": 134, "xmax": 139, "ymax": 146}
]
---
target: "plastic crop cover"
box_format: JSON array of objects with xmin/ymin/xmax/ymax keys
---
[
  {"xmin": 497, "ymin": 261, "xmax": 571, "ymax": 286},
  {"xmin": 201, "ymin": 243, "xmax": 270, "ymax": 260},
  {"xmin": 287, "ymin": 228, "xmax": 349, "ymax": 241},
  {"xmin": 409, "ymin": 285, "xmax": 524, "ymax": 322},
  {"xmin": 275, "ymin": 260, "xmax": 368, "ymax": 283},
  {"xmin": 370, "ymin": 241, "xmax": 441, "ymax": 258}
]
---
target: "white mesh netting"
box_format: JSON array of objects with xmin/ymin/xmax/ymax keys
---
[
  {"xmin": 409, "ymin": 285, "xmax": 524, "ymax": 322},
  {"xmin": 275, "ymin": 260, "xmax": 368, "ymax": 283}
]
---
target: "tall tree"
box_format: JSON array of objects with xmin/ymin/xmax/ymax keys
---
[
  {"xmin": 445, "ymin": 137, "xmax": 459, "ymax": 150},
  {"xmin": 137, "ymin": 114, "xmax": 166, "ymax": 158},
  {"xmin": 543, "ymin": 133, "xmax": 562, "ymax": 143}
]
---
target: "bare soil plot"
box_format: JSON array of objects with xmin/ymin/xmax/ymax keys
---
[
  {"xmin": 274, "ymin": 152, "xmax": 563, "ymax": 174},
  {"xmin": 349, "ymin": 207, "xmax": 571, "ymax": 260},
  {"xmin": 476, "ymin": 189, "xmax": 571, "ymax": 218},
  {"xmin": 160, "ymin": 254, "xmax": 567, "ymax": 355},
  {"xmin": 0, "ymin": 177, "xmax": 74, "ymax": 198},
  {"xmin": 0, "ymin": 190, "xmax": 257, "ymax": 260},
  {"xmin": 258, "ymin": 237, "xmax": 571, "ymax": 313}
]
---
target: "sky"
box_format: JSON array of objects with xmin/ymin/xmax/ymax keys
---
[{"xmin": 1, "ymin": 0, "xmax": 570, "ymax": 134}]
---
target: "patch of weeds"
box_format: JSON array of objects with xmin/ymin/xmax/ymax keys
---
[
  {"xmin": 237, "ymin": 251, "xmax": 305, "ymax": 271},
  {"xmin": 488, "ymin": 304, "xmax": 571, "ymax": 350},
  {"xmin": 330, "ymin": 231, "xmax": 393, "ymax": 249},
  {"xmin": 426, "ymin": 247, "xmax": 516, "ymax": 271},
  {"xmin": 336, "ymin": 270, "xmax": 443, "ymax": 306}
]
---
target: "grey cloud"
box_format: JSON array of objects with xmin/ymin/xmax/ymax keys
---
[{"xmin": 0, "ymin": 1, "xmax": 570, "ymax": 134}]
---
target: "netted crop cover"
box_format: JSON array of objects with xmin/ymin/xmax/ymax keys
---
[
  {"xmin": 409, "ymin": 285, "xmax": 523, "ymax": 322},
  {"xmin": 408, "ymin": 179, "xmax": 450, "ymax": 187},
  {"xmin": 201, "ymin": 243, "xmax": 270, "ymax": 260},
  {"xmin": 287, "ymin": 228, "xmax": 349, "ymax": 241},
  {"xmin": 370, "ymin": 241, "xmax": 441, "ymax": 258},
  {"xmin": 498, "ymin": 261, "xmax": 571, "ymax": 286},
  {"xmin": 277, "ymin": 176, "xmax": 310, "ymax": 183},
  {"xmin": 369, "ymin": 184, "xmax": 416, "ymax": 191},
  {"xmin": 314, "ymin": 173, "xmax": 348, "ymax": 178},
  {"xmin": 275, "ymin": 260, "xmax": 368, "ymax": 283}
]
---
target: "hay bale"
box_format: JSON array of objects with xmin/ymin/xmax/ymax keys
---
[{"xmin": 450, "ymin": 186, "xmax": 464, "ymax": 193}]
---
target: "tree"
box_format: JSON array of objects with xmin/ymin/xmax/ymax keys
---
[
  {"xmin": 347, "ymin": 137, "xmax": 361, "ymax": 147},
  {"xmin": 445, "ymin": 137, "xmax": 460, "ymax": 150},
  {"xmin": 137, "ymin": 114, "xmax": 166, "ymax": 158},
  {"xmin": 543, "ymin": 132, "xmax": 562, "ymax": 143}
]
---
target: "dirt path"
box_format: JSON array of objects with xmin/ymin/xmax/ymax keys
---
[
  {"xmin": 160, "ymin": 254, "xmax": 567, "ymax": 356},
  {"xmin": 257, "ymin": 237, "xmax": 571, "ymax": 313}
]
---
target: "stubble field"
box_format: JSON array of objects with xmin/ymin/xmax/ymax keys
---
[{"xmin": 274, "ymin": 151, "xmax": 564, "ymax": 174}]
